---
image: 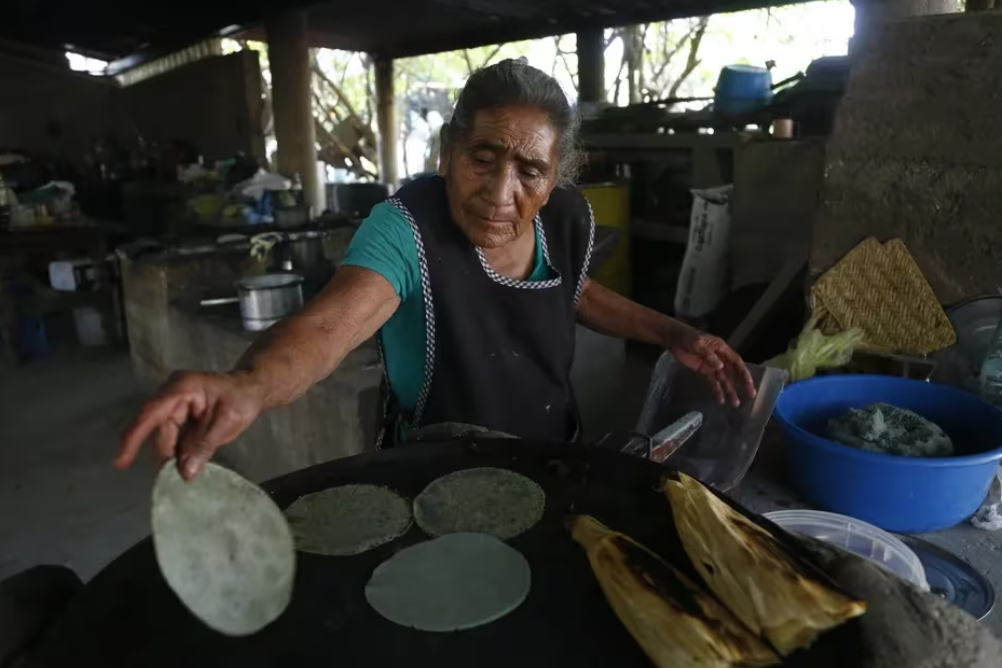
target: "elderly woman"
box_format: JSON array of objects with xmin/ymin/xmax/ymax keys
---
[{"xmin": 116, "ymin": 59, "xmax": 754, "ymax": 481}]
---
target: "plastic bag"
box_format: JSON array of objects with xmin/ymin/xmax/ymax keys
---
[
  {"xmin": 971, "ymin": 467, "xmax": 1002, "ymax": 532},
  {"xmin": 767, "ymin": 317, "xmax": 865, "ymax": 382},
  {"xmin": 249, "ymin": 233, "xmax": 284, "ymax": 262}
]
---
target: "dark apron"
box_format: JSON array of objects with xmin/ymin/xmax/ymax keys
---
[{"xmin": 375, "ymin": 175, "xmax": 594, "ymax": 447}]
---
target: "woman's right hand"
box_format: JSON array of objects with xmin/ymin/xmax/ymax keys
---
[{"xmin": 115, "ymin": 371, "xmax": 267, "ymax": 481}]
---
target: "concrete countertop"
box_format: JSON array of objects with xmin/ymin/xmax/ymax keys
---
[
  {"xmin": 171, "ymin": 293, "xmax": 379, "ymax": 364},
  {"xmin": 738, "ymin": 427, "xmax": 1002, "ymax": 636},
  {"xmin": 178, "ymin": 299, "xmax": 255, "ymax": 340},
  {"xmin": 161, "ymin": 296, "xmax": 382, "ymax": 482}
]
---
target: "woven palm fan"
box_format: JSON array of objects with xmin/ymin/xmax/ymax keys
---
[{"xmin": 810, "ymin": 237, "xmax": 956, "ymax": 355}]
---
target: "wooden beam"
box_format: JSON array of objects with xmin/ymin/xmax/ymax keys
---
[
  {"xmin": 576, "ymin": 28, "xmax": 605, "ymax": 103},
  {"xmin": 374, "ymin": 56, "xmax": 398, "ymax": 188},
  {"xmin": 266, "ymin": 11, "xmax": 321, "ymax": 214}
]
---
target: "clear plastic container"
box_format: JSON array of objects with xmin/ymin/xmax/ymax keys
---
[{"xmin": 765, "ymin": 509, "xmax": 929, "ymax": 591}]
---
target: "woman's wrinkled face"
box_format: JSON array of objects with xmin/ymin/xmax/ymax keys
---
[{"xmin": 440, "ymin": 105, "xmax": 560, "ymax": 249}]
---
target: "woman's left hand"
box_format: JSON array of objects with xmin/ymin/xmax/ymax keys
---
[{"xmin": 666, "ymin": 323, "xmax": 757, "ymax": 407}]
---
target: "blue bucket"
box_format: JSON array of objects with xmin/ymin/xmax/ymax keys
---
[
  {"xmin": 715, "ymin": 65, "xmax": 773, "ymax": 115},
  {"xmin": 774, "ymin": 375, "xmax": 1002, "ymax": 533}
]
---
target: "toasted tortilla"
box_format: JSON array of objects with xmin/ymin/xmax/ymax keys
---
[
  {"xmin": 284, "ymin": 484, "xmax": 412, "ymax": 556},
  {"xmin": 663, "ymin": 473, "xmax": 866, "ymax": 655},
  {"xmin": 414, "ymin": 467, "xmax": 545, "ymax": 540},
  {"xmin": 365, "ymin": 533, "xmax": 531, "ymax": 631},
  {"xmin": 151, "ymin": 461, "xmax": 295, "ymax": 636}
]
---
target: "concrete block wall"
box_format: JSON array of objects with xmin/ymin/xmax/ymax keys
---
[
  {"xmin": 732, "ymin": 140, "xmax": 826, "ymax": 289},
  {"xmin": 0, "ymin": 48, "xmax": 265, "ymax": 168},
  {"xmin": 0, "ymin": 52, "xmax": 120, "ymax": 166},
  {"xmin": 121, "ymin": 52, "xmax": 266, "ymax": 165},
  {"xmin": 811, "ymin": 12, "xmax": 1002, "ymax": 304}
]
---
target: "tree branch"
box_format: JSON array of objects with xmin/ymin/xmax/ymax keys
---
[
  {"xmin": 462, "ymin": 49, "xmax": 474, "ymax": 75},
  {"xmin": 337, "ymin": 53, "xmax": 351, "ymax": 88},
  {"xmin": 313, "ymin": 91, "xmax": 343, "ymax": 125},
  {"xmin": 666, "ymin": 17, "xmax": 708, "ymax": 100},
  {"xmin": 612, "ymin": 55, "xmax": 627, "ymax": 105},
  {"xmin": 558, "ymin": 48, "xmax": 576, "ymax": 87},
  {"xmin": 480, "ymin": 44, "xmax": 503, "ymax": 69},
  {"xmin": 362, "ymin": 54, "xmax": 374, "ymax": 124},
  {"xmin": 314, "ymin": 118, "xmax": 376, "ymax": 180},
  {"xmin": 312, "ymin": 61, "xmax": 361, "ymax": 121},
  {"xmin": 624, "ymin": 24, "xmax": 641, "ymax": 104},
  {"xmin": 637, "ymin": 23, "xmax": 649, "ymax": 101},
  {"xmin": 650, "ymin": 25, "xmax": 697, "ymax": 93}
]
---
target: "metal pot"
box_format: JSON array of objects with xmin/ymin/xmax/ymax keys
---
[
  {"xmin": 237, "ymin": 273, "xmax": 304, "ymax": 331},
  {"xmin": 202, "ymin": 273, "xmax": 304, "ymax": 332},
  {"xmin": 274, "ymin": 230, "xmax": 328, "ymax": 275}
]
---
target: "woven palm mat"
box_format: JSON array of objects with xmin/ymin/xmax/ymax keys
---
[{"xmin": 810, "ymin": 237, "xmax": 956, "ymax": 355}]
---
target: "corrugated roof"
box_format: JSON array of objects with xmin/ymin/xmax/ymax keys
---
[{"xmin": 3, "ymin": 0, "xmax": 811, "ymax": 71}]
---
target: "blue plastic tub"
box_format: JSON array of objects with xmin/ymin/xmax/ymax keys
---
[
  {"xmin": 715, "ymin": 65, "xmax": 773, "ymax": 115},
  {"xmin": 774, "ymin": 375, "xmax": 1002, "ymax": 533}
]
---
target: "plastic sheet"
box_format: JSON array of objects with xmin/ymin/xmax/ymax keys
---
[{"xmin": 635, "ymin": 352, "xmax": 787, "ymax": 491}]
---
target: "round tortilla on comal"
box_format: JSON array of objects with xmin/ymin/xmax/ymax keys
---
[
  {"xmin": 365, "ymin": 533, "xmax": 531, "ymax": 631},
  {"xmin": 414, "ymin": 467, "xmax": 545, "ymax": 540},
  {"xmin": 284, "ymin": 484, "xmax": 412, "ymax": 556},
  {"xmin": 151, "ymin": 461, "xmax": 295, "ymax": 636}
]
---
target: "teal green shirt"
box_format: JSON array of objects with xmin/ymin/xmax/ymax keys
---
[{"xmin": 342, "ymin": 202, "xmax": 551, "ymax": 411}]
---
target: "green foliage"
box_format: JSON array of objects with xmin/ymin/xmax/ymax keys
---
[
  {"xmin": 222, "ymin": 0, "xmax": 853, "ymax": 176},
  {"xmin": 607, "ymin": 0, "xmax": 854, "ymax": 105}
]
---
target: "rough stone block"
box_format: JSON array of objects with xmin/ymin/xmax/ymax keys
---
[{"xmin": 812, "ymin": 12, "xmax": 1002, "ymax": 303}]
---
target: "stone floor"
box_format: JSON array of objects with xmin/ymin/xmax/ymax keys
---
[{"xmin": 0, "ymin": 349, "xmax": 157, "ymax": 583}]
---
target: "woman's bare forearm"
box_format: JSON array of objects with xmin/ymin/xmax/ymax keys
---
[
  {"xmin": 576, "ymin": 277, "xmax": 685, "ymax": 347},
  {"xmin": 233, "ymin": 266, "xmax": 399, "ymax": 410},
  {"xmin": 233, "ymin": 316, "xmax": 354, "ymax": 410},
  {"xmin": 576, "ymin": 277, "xmax": 755, "ymax": 405}
]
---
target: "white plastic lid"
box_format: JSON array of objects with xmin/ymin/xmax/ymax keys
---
[{"xmin": 764, "ymin": 509, "xmax": 929, "ymax": 591}]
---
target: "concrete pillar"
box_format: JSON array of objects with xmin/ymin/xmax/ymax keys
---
[
  {"xmin": 374, "ymin": 56, "xmax": 398, "ymax": 188},
  {"xmin": 265, "ymin": 12, "xmax": 322, "ymax": 214},
  {"xmin": 576, "ymin": 29, "xmax": 605, "ymax": 104}
]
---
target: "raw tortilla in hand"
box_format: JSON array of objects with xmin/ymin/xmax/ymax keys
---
[
  {"xmin": 414, "ymin": 467, "xmax": 545, "ymax": 540},
  {"xmin": 284, "ymin": 484, "xmax": 412, "ymax": 556},
  {"xmin": 151, "ymin": 461, "xmax": 295, "ymax": 636},
  {"xmin": 365, "ymin": 533, "xmax": 531, "ymax": 631}
]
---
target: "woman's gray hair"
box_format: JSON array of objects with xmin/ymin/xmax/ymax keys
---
[{"xmin": 441, "ymin": 58, "xmax": 584, "ymax": 188}]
